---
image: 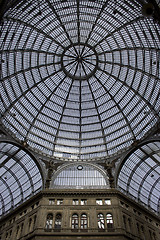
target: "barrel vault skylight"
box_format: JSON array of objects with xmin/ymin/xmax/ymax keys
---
[
  {"xmin": 117, "ymin": 142, "xmax": 160, "ymax": 215},
  {"xmin": 0, "ymin": 142, "xmax": 43, "ymax": 216}
]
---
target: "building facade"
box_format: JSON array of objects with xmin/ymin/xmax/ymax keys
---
[{"xmin": 1, "ymin": 189, "xmax": 160, "ymax": 240}]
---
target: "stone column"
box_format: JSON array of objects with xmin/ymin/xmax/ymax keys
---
[
  {"xmin": 89, "ymin": 207, "xmax": 97, "ymax": 232},
  {"xmin": 62, "ymin": 207, "xmax": 70, "ymax": 230},
  {"xmin": 36, "ymin": 207, "xmax": 46, "ymax": 229}
]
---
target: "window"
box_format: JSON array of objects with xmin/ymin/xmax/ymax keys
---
[
  {"xmin": 81, "ymin": 199, "xmax": 87, "ymax": 205},
  {"xmin": 153, "ymin": 232, "xmax": 157, "ymax": 240},
  {"xmin": 105, "ymin": 199, "xmax": 111, "ymax": 205},
  {"xmin": 49, "ymin": 199, "xmax": 55, "ymax": 205},
  {"xmin": 149, "ymin": 229, "xmax": 153, "ymax": 240},
  {"xmin": 72, "ymin": 214, "xmax": 79, "ymax": 231},
  {"xmin": 16, "ymin": 226, "xmax": 20, "ymax": 239},
  {"xmin": 106, "ymin": 213, "xmax": 113, "ymax": 229},
  {"xmin": 33, "ymin": 215, "xmax": 37, "ymax": 229},
  {"xmin": 57, "ymin": 199, "xmax": 63, "ymax": 205},
  {"xmin": 72, "ymin": 199, "xmax": 87, "ymax": 205},
  {"xmin": 73, "ymin": 199, "xmax": 79, "ymax": 205},
  {"xmin": 20, "ymin": 223, "xmax": 24, "ymax": 236},
  {"xmin": 96, "ymin": 199, "xmax": 103, "ymax": 205},
  {"xmin": 97, "ymin": 213, "xmax": 105, "ymax": 230},
  {"xmin": 128, "ymin": 218, "xmax": 131, "ymax": 232},
  {"xmin": 141, "ymin": 225, "xmax": 144, "ymax": 235},
  {"xmin": 54, "ymin": 213, "xmax": 62, "ymax": 231},
  {"xmin": 5, "ymin": 232, "xmax": 8, "ymax": 240},
  {"xmin": 80, "ymin": 213, "xmax": 88, "ymax": 230},
  {"xmin": 45, "ymin": 214, "xmax": 53, "ymax": 229},
  {"xmin": 28, "ymin": 218, "xmax": 32, "ymax": 232},
  {"xmin": 9, "ymin": 230, "xmax": 12, "ymax": 238},
  {"xmin": 123, "ymin": 215, "xmax": 126, "ymax": 229},
  {"xmin": 136, "ymin": 223, "xmax": 140, "ymax": 236}
]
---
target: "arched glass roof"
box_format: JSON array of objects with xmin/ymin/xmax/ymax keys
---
[
  {"xmin": 51, "ymin": 163, "xmax": 109, "ymax": 189},
  {"xmin": 0, "ymin": 0, "xmax": 160, "ymax": 161},
  {"xmin": 117, "ymin": 142, "xmax": 160, "ymax": 215},
  {"xmin": 0, "ymin": 142, "xmax": 43, "ymax": 216}
]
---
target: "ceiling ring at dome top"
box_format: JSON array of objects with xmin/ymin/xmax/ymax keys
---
[{"xmin": 61, "ymin": 43, "xmax": 98, "ymax": 80}]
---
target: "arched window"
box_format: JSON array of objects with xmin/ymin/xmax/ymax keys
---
[
  {"xmin": 80, "ymin": 213, "xmax": 88, "ymax": 231},
  {"xmin": 52, "ymin": 164, "xmax": 108, "ymax": 189},
  {"xmin": 54, "ymin": 213, "xmax": 62, "ymax": 231},
  {"xmin": 28, "ymin": 218, "xmax": 32, "ymax": 232},
  {"xmin": 16, "ymin": 226, "xmax": 20, "ymax": 239},
  {"xmin": 97, "ymin": 213, "xmax": 105, "ymax": 230},
  {"xmin": 123, "ymin": 215, "xmax": 126, "ymax": 230},
  {"xmin": 33, "ymin": 215, "xmax": 37, "ymax": 229},
  {"xmin": 153, "ymin": 232, "xmax": 157, "ymax": 240},
  {"xmin": 106, "ymin": 213, "xmax": 113, "ymax": 229},
  {"xmin": 149, "ymin": 230, "xmax": 153, "ymax": 240},
  {"xmin": 137, "ymin": 223, "xmax": 140, "ymax": 236},
  {"xmin": 72, "ymin": 214, "xmax": 79, "ymax": 231},
  {"xmin": 128, "ymin": 218, "xmax": 131, "ymax": 232},
  {"xmin": 20, "ymin": 223, "xmax": 24, "ymax": 236},
  {"xmin": 9, "ymin": 230, "xmax": 12, "ymax": 239},
  {"xmin": 45, "ymin": 214, "xmax": 53, "ymax": 229},
  {"xmin": 6, "ymin": 232, "xmax": 8, "ymax": 240},
  {"xmin": 141, "ymin": 225, "xmax": 144, "ymax": 232}
]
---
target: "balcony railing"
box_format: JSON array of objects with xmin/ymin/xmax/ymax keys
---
[{"xmin": 44, "ymin": 227, "xmax": 115, "ymax": 233}]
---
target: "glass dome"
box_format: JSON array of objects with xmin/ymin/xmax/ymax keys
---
[{"xmin": 0, "ymin": 0, "xmax": 160, "ymax": 161}]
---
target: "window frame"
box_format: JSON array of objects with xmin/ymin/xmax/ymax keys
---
[
  {"xmin": 97, "ymin": 213, "xmax": 105, "ymax": 231},
  {"xmin": 96, "ymin": 199, "xmax": 103, "ymax": 205},
  {"xmin": 49, "ymin": 199, "xmax": 55, "ymax": 205},
  {"xmin": 54, "ymin": 213, "xmax": 62, "ymax": 231},
  {"xmin": 71, "ymin": 213, "xmax": 79, "ymax": 231},
  {"xmin": 57, "ymin": 199, "xmax": 63, "ymax": 205},
  {"xmin": 106, "ymin": 213, "xmax": 114, "ymax": 229},
  {"xmin": 80, "ymin": 213, "xmax": 88, "ymax": 231},
  {"xmin": 73, "ymin": 199, "xmax": 79, "ymax": 205},
  {"xmin": 45, "ymin": 213, "xmax": 53, "ymax": 230}
]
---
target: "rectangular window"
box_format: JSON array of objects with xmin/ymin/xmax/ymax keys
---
[
  {"xmin": 96, "ymin": 199, "xmax": 103, "ymax": 205},
  {"xmin": 73, "ymin": 199, "xmax": 79, "ymax": 205},
  {"xmin": 105, "ymin": 199, "xmax": 111, "ymax": 205},
  {"xmin": 81, "ymin": 199, "xmax": 87, "ymax": 205},
  {"xmin": 57, "ymin": 199, "xmax": 63, "ymax": 205},
  {"xmin": 49, "ymin": 199, "xmax": 55, "ymax": 205}
]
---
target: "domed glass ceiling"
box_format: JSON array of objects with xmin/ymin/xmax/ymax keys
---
[{"xmin": 0, "ymin": 0, "xmax": 160, "ymax": 161}]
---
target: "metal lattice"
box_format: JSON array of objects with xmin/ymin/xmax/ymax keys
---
[
  {"xmin": 0, "ymin": 0, "xmax": 160, "ymax": 216},
  {"xmin": 0, "ymin": 0, "xmax": 159, "ymax": 161},
  {"xmin": 0, "ymin": 142, "xmax": 43, "ymax": 216},
  {"xmin": 117, "ymin": 142, "xmax": 160, "ymax": 215}
]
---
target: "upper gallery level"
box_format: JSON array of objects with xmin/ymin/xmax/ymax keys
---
[{"xmin": 0, "ymin": 189, "xmax": 160, "ymax": 240}]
